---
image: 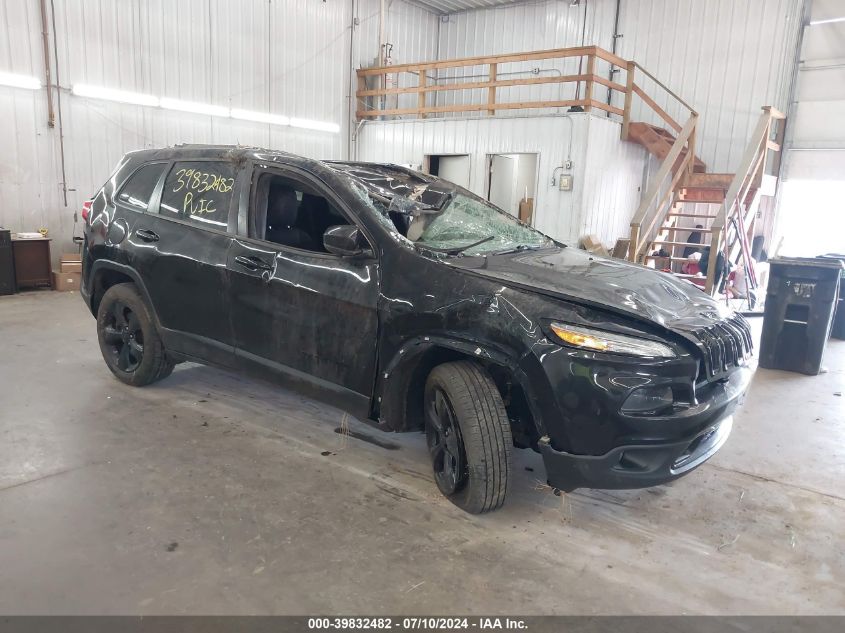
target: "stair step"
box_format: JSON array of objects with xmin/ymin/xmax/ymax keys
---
[
  {"xmin": 650, "ymin": 240, "xmax": 708, "ymax": 247},
  {"xmin": 667, "ymin": 213, "xmax": 718, "ymax": 219},
  {"xmin": 665, "ymin": 227, "xmax": 714, "ymax": 233},
  {"xmin": 678, "ymin": 188, "xmax": 727, "ymax": 203},
  {"xmin": 643, "ymin": 255, "xmax": 695, "ymax": 261},
  {"xmin": 685, "ymin": 173, "xmax": 734, "ymax": 189},
  {"xmin": 627, "ymin": 121, "xmax": 707, "ymax": 173}
]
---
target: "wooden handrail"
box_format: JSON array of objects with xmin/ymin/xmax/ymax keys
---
[
  {"xmin": 628, "ymin": 115, "xmax": 698, "ymax": 261},
  {"xmin": 631, "ymin": 62, "xmax": 697, "ymax": 115},
  {"xmin": 357, "ymin": 45, "xmax": 604, "ymax": 77},
  {"xmin": 357, "ymin": 45, "xmax": 696, "ymax": 131},
  {"xmin": 704, "ymin": 107, "xmax": 784, "ymax": 294}
]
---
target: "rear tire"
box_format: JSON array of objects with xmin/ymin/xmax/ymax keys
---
[
  {"xmin": 96, "ymin": 283, "xmax": 174, "ymax": 386},
  {"xmin": 424, "ymin": 361, "xmax": 512, "ymax": 514}
]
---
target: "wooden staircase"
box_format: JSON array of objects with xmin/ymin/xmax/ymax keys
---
[
  {"xmin": 624, "ymin": 106, "xmax": 786, "ymax": 295},
  {"xmin": 628, "ymin": 122, "xmax": 707, "ymax": 174}
]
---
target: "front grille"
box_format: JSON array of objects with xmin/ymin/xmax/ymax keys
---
[{"xmin": 691, "ymin": 314, "xmax": 753, "ymax": 380}]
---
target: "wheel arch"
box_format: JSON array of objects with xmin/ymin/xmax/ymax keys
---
[
  {"xmin": 375, "ymin": 336, "xmax": 548, "ymax": 445},
  {"xmin": 88, "ymin": 261, "xmax": 160, "ymax": 327}
]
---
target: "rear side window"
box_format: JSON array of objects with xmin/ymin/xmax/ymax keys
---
[
  {"xmin": 158, "ymin": 161, "xmax": 237, "ymax": 229},
  {"xmin": 116, "ymin": 163, "xmax": 166, "ymax": 212}
]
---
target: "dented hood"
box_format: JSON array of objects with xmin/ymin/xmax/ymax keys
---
[{"xmin": 448, "ymin": 246, "xmax": 730, "ymax": 331}]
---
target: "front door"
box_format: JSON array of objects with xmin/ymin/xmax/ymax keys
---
[{"xmin": 227, "ymin": 164, "xmax": 380, "ymax": 417}]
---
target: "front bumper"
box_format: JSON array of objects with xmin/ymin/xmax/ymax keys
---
[
  {"xmin": 539, "ymin": 366, "xmax": 750, "ymax": 491},
  {"xmin": 540, "ymin": 415, "xmax": 733, "ymax": 491}
]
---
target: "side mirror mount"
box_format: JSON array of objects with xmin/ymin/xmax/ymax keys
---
[{"xmin": 323, "ymin": 225, "xmax": 373, "ymax": 258}]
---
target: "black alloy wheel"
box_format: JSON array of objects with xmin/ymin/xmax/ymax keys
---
[
  {"xmin": 102, "ymin": 300, "xmax": 145, "ymax": 372},
  {"xmin": 426, "ymin": 386, "xmax": 469, "ymax": 495}
]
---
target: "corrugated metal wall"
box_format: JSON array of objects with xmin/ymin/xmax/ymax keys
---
[
  {"xmin": 356, "ymin": 112, "xmax": 647, "ymax": 246},
  {"xmin": 0, "ymin": 0, "xmax": 439, "ymax": 258},
  {"xmin": 433, "ymin": 0, "xmax": 617, "ymax": 113},
  {"xmin": 617, "ymin": 0, "xmax": 803, "ymax": 173},
  {"xmin": 427, "ymin": 0, "xmax": 802, "ymax": 173}
]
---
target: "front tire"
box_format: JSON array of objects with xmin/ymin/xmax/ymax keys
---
[
  {"xmin": 424, "ymin": 361, "xmax": 512, "ymax": 514},
  {"xmin": 97, "ymin": 283, "xmax": 173, "ymax": 386}
]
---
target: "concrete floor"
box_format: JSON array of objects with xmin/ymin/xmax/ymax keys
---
[{"xmin": 1, "ymin": 290, "xmax": 843, "ymax": 615}]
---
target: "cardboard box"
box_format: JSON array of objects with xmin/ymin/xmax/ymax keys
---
[
  {"xmin": 611, "ymin": 238, "xmax": 631, "ymax": 259},
  {"xmin": 580, "ymin": 234, "xmax": 610, "ymax": 258},
  {"xmin": 518, "ymin": 198, "xmax": 534, "ymax": 225},
  {"xmin": 53, "ymin": 271, "xmax": 81, "ymax": 292},
  {"xmin": 59, "ymin": 252, "xmax": 82, "ymax": 273}
]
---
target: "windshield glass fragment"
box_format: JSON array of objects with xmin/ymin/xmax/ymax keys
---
[{"xmin": 406, "ymin": 192, "xmax": 551, "ymax": 256}]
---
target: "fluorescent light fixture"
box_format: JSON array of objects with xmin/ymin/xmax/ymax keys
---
[
  {"xmin": 231, "ymin": 108, "xmax": 290, "ymax": 126},
  {"xmin": 0, "ymin": 71, "xmax": 41, "ymax": 90},
  {"xmin": 68, "ymin": 82, "xmax": 339, "ymax": 133},
  {"xmin": 160, "ymin": 97, "xmax": 229, "ymax": 118},
  {"xmin": 809, "ymin": 16, "xmax": 845, "ymax": 25},
  {"xmin": 289, "ymin": 117, "xmax": 341, "ymax": 133},
  {"xmin": 72, "ymin": 83, "xmax": 159, "ymax": 106}
]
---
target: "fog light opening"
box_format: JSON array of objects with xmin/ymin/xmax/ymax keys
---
[{"xmin": 621, "ymin": 386, "xmax": 674, "ymax": 416}]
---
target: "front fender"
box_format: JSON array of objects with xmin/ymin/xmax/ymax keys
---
[{"xmin": 374, "ymin": 333, "xmax": 553, "ymax": 439}]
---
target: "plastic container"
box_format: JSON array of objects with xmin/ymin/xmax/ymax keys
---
[
  {"xmin": 759, "ymin": 257, "xmax": 843, "ymax": 375},
  {"xmin": 820, "ymin": 254, "xmax": 845, "ymax": 340}
]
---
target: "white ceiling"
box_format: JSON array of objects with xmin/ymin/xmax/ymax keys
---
[{"xmin": 408, "ymin": 0, "xmax": 542, "ymax": 16}]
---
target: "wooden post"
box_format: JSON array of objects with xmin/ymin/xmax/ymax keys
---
[
  {"xmin": 686, "ymin": 114, "xmax": 697, "ymax": 180},
  {"xmin": 487, "ymin": 63, "xmax": 497, "ymax": 116},
  {"xmin": 584, "ymin": 54, "xmax": 595, "ymax": 111},
  {"xmin": 704, "ymin": 227, "xmax": 721, "ymax": 295},
  {"xmin": 628, "ymin": 225, "xmax": 640, "ymax": 262},
  {"xmin": 621, "ymin": 61, "xmax": 635, "ymax": 140},
  {"xmin": 418, "ymin": 71, "xmax": 427, "ymax": 118},
  {"xmin": 356, "ymin": 72, "xmax": 367, "ymax": 119}
]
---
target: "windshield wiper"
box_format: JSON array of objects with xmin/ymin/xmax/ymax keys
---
[
  {"xmin": 419, "ymin": 235, "xmax": 496, "ymax": 256},
  {"xmin": 489, "ymin": 243, "xmax": 547, "ymax": 256}
]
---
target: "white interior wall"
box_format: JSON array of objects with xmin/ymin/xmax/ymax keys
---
[
  {"xmin": 617, "ymin": 0, "xmax": 803, "ymax": 174},
  {"xmin": 430, "ymin": 0, "xmax": 803, "ymax": 174},
  {"xmin": 356, "ymin": 112, "xmax": 647, "ymax": 246},
  {"xmin": 0, "ymin": 0, "xmax": 440, "ymax": 260},
  {"xmin": 433, "ymin": 0, "xmax": 617, "ymax": 114}
]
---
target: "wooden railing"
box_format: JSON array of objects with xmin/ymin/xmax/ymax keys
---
[
  {"xmin": 703, "ymin": 106, "xmax": 786, "ymax": 294},
  {"xmin": 357, "ymin": 45, "xmax": 629, "ymax": 120},
  {"xmin": 622, "ymin": 60, "xmax": 700, "ymax": 262}
]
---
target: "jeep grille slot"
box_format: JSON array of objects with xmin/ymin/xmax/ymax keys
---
[{"xmin": 692, "ymin": 314, "xmax": 752, "ymax": 380}]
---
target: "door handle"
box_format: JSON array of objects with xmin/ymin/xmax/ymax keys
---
[
  {"xmin": 135, "ymin": 228, "xmax": 160, "ymax": 242},
  {"xmin": 234, "ymin": 255, "xmax": 273, "ymax": 271}
]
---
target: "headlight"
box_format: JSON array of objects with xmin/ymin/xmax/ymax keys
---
[{"xmin": 549, "ymin": 322, "xmax": 676, "ymax": 358}]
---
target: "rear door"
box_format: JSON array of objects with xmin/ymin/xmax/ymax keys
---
[
  {"xmin": 227, "ymin": 163, "xmax": 380, "ymax": 416},
  {"xmin": 131, "ymin": 159, "xmax": 241, "ymax": 366}
]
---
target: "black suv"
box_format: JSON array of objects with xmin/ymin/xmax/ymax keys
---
[{"xmin": 81, "ymin": 146, "xmax": 752, "ymax": 513}]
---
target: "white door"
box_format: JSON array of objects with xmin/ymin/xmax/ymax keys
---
[
  {"xmin": 488, "ymin": 155, "xmax": 517, "ymax": 216},
  {"xmin": 437, "ymin": 155, "xmax": 471, "ymax": 189}
]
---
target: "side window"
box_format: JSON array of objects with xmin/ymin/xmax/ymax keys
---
[
  {"xmin": 158, "ymin": 161, "xmax": 236, "ymax": 228},
  {"xmin": 116, "ymin": 163, "xmax": 166, "ymax": 212},
  {"xmin": 250, "ymin": 172, "xmax": 352, "ymax": 253}
]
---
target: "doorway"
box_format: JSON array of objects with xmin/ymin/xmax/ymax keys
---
[
  {"xmin": 486, "ymin": 153, "xmax": 538, "ymax": 224},
  {"xmin": 424, "ymin": 154, "xmax": 471, "ymax": 189}
]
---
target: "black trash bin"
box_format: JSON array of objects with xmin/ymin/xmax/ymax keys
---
[
  {"xmin": 820, "ymin": 254, "xmax": 845, "ymax": 340},
  {"xmin": 759, "ymin": 257, "xmax": 843, "ymax": 375}
]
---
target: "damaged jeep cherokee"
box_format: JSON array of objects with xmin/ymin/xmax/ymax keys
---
[{"xmin": 81, "ymin": 146, "xmax": 752, "ymax": 513}]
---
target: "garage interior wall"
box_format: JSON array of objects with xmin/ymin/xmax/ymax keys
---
[
  {"xmin": 0, "ymin": 0, "xmax": 808, "ymax": 257},
  {"xmin": 430, "ymin": 0, "xmax": 803, "ymax": 173},
  {"xmin": 0, "ymin": 0, "xmax": 439, "ymax": 260},
  {"xmin": 356, "ymin": 113, "xmax": 646, "ymax": 245}
]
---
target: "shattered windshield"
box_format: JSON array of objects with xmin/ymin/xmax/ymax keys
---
[{"xmin": 411, "ymin": 192, "xmax": 552, "ymax": 255}]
